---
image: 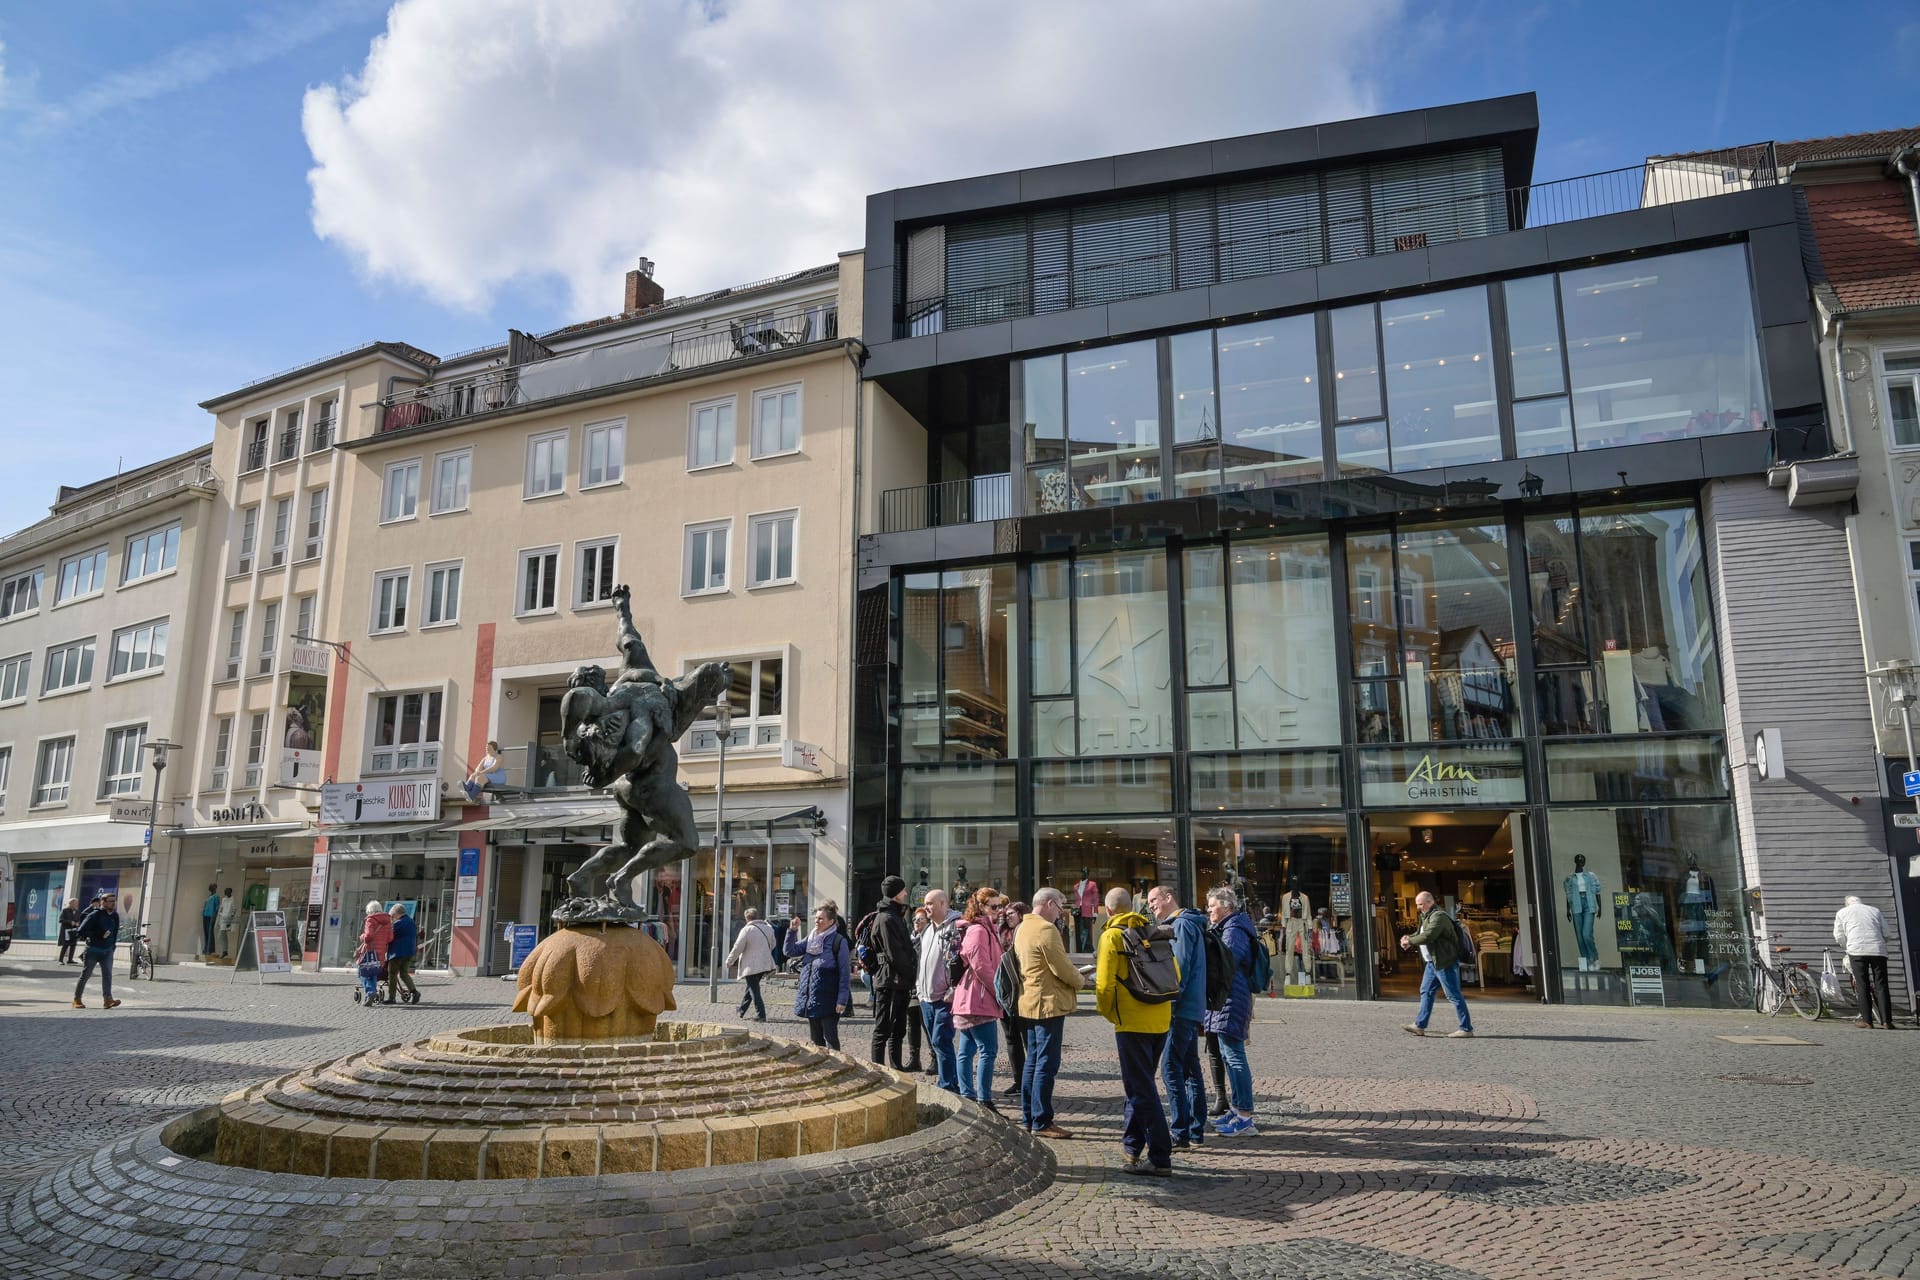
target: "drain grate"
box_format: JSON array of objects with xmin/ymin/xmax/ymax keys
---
[{"xmin": 1712, "ymin": 1072, "xmax": 1811, "ymax": 1086}]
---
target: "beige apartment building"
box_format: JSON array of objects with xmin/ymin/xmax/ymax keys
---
[
  {"xmin": 177, "ymin": 342, "xmax": 437, "ymax": 963},
  {"xmin": 0, "ymin": 447, "xmax": 221, "ymax": 961},
  {"xmin": 311, "ymin": 258, "xmax": 864, "ymax": 977}
]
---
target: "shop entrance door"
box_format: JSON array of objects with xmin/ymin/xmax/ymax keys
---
[{"xmin": 1365, "ymin": 811, "xmax": 1542, "ymax": 1002}]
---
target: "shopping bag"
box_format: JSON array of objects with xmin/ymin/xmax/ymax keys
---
[{"xmin": 1819, "ymin": 953, "xmax": 1845, "ymax": 1005}]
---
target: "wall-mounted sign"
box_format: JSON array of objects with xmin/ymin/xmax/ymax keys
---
[
  {"xmin": 781, "ymin": 739, "xmax": 825, "ymax": 774},
  {"xmin": 204, "ymin": 800, "xmax": 270, "ymax": 826},
  {"xmin": 320, "ymin": 777, "xmax": 441, "ymax": 825},
  {"xmin": 290, "ymin": 643, "xmax": 333, "ymax": 677},
  {"xmin": 1358, "ymin": 747, "xmax": 1526, "ymax": 808},
  {"xmin": 109, "ymin": 798, "xmax": 174, "ymax": 825},
  {"xmin": 281, "ymin": 747, "xmax": 322, "ymax": 787}
]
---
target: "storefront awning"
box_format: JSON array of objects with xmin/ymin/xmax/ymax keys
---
[
  {"xmin": 320, "ymin": 821, "xmax": 448, "ymax": 839},
  {"xmin": 465, "ymin": 807, "xmax": 617, "ymax": 833},
  {"xmin": 468, "ymin": 802, "xmax": 824, "ymax": 841},
  {"xmin": 168, "ymin": 822, "xmax": 312, "ymax": 840}
]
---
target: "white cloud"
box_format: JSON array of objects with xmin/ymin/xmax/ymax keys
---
[{"xmin": 304, "ymin": 0, "xmax": 1400, "ymax": 314}]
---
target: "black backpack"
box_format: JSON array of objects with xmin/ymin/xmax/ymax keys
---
[
  {"xmin": 993, "ymin": 945, "xmax": 1024, "ymax": 1014},
  {"xmin": 1117, "ymin": 925, "xmax": 1181, "ymax": 1005},
  {"xmin": 852, "ymin": 911, "xmax": 878, "ymax": 971},
  {"xmin": 1202, "ymin": 923, "xmax": 1235, "ymax": 1012},
  {"xmin": 944, "ymin": 923, "xmax": 968, "ymax": 989}
]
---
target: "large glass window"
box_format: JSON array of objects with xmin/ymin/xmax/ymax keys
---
[
  {"xmin": 901, "ymin": 566, "xmax": 1018, "ymax": 763},
  {"xmin": 1068, "ymin": 341, "xmax": 1161, "ymax": 508},
  {"xmin": 1035, "ymin": 819, "xmax": 1176, "ymax": 922},
  {"xmin": 1031, "ymin": 551, "xmax": 1173, "ymax": 757},
  {"xmin": 1033, "ymin": 757, "xmax": 1174, "ymax": 815},
  {"xmin": 1561, "ymin": 244, "xmax": 1767, "ymax": 451},
  {"xmin": 1548, "ymin": 803, "xmax": 1748, "ymax": 1009},
  {"xmin": 1193, "ymin": 819, "xmax": 1354, "ymax": 998},
  {"xmin": 902, "ymin": 822, "xmax": 1023, "ymax": 909},
  {"xmin": 1217, "ymin": 316, "xmax": 1322, "ymax": 488},
  {"xmin": 1169, "ymin": 331, "xmax": 1220, "ymax": 497},
  {"xmin": 1230, "ymin": 536, "xmax": 1340, "ymax": 747},
  {"xmin": 1382, "ymin": 286, "xmax": 1498, "ymax": 471},
  {"xmin": 1397, "ymin": 522, "xmax": 1516, "ymax": 741},
  {"xmin": 1331, "ymin": 304, "xmax": 1388, "ymax": 475}
]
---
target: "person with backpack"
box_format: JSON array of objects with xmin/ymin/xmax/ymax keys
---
[
  {"xmin": 1094, "ymin": 887, "xmax": 1177, "ymax": 1177},
  {"xmin": 864, "ymin": 876, "xmax": 917, "ymax": 1068},
  {"xmin": 70, "ymin": 890, "xmax": 122, "ymax": 1009},
  {"xmin": 1203, "ymin": 885, "xmax": 1260, "ymax": 1137},
  {"xmin": 951, "ymin": 888, "xmax": 1007, "ymax": 1110},
  {"xmin": 1399, "ymin": 890, "xmax": 1474, "ymax": 1038},
  {"xmin": 996, "ymin": 901, "xmax": 1030, "ymax": 1098},
  {"xmin": 1014, "ymin": 887, "xmax": 1084, "ymax": 1138},
  {"xmin": 914, "ymin": 889, "xmax": 962, "ymax": 1090},
  {"xmin": 1145, "ymin": 884, "xmax": 1211, "ymax": 1149},
  {"xmin": 725, "ymin": 907, "xmax": 781, "ymax": 1021}
]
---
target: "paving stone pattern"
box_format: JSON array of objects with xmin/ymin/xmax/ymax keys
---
[{"xmin": 3, "ymin": 960, "xmax": 1918, "ymax": 1278}]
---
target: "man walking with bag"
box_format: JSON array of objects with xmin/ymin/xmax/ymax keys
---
[
  {"xmin": 725, "ymin": 908, "xmax": 780, "ymax": 1022},
  {"xmin": 1095, "ymin": 887, "xmax": 1176, "ymax": 1177},
  {"xmin": 1834, "ymin": 894, "xmax": 1896, "ymax": 1029},
  {"xmin": 71, "ymin": 890, "xmax": 122, "ymax": 1009},
  {"xmin": 1400, "ymin": 891, "xmax": 1473, "ymax": 1038}
]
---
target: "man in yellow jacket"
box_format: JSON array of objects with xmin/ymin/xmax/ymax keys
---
[{"xmin": 1094, "ymin": 886, "xmax": 1175, "ymax": 1177}]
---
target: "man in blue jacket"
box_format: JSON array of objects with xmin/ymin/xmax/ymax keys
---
[
  {"xmin": 384, "ymin": 903, "xmax": 420, "ymax": 1004},
  {"xmin": 1146, "ymin": 883, "xmax": 1209, "ymax": 1148},
  {"xmin": 72, "ymin": 890, "xmax": 122, "ymax": 1010}
]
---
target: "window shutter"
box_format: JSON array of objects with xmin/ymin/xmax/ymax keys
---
[
  {"xmin": 1031, "ymin": 210, "xmax": 1070, "ymax": 314},
  {"xmin": 1070, "ymin": 195, "xmax": 1171, "ymax": 306},
  {"xmin": 1173, "ymin": 188, "xmax": 1216, "ymax": 290},
  {"xmin": 1323, "ymin": 167, "xmax": 1369, "ymax": 263},
  {"xmin": 945, "ymin": 216, "xmax": 1029, "ymax": 329},
  {"xmin": 902, "ymin": 225, "xmax": 946, "ymax": 336},
  {"xmin": 1216, "ymin": 173, "xmax": 1321, "ymax": 281}
]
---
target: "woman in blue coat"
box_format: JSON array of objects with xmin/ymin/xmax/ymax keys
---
[
  {"xmin": 785, "ymin": 901, "xmax": 853, "ymax": 1050},
  {"xmin": 1202, "ymin": 885, "xmax": 1258, "ymax": 1136}
]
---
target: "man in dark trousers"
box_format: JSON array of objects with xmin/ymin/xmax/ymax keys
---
[
  {"xmin": 868, "ymin": 875, "xmax": 917, "ymax": 1069},
  {"xmin": 56, "ymin": 897, "xmax": 81, "ymax": 964},
  {"xmin": 72, "ymin": 890, "xmax": 122, "ymax": 1009}
]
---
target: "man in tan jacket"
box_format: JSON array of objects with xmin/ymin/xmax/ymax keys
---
[{"xmin": 1014, "ymin": 887, "xmax": 1085, "ymax": 1139}]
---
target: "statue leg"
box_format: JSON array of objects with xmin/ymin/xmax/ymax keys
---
[
  {"xmin": 605, "ymin": 775, "xmax": 703, "ymax": 886},
  {"xmin": 565, "ymin": 844, "xmax": 623, "ymax": 898},
  {"xmin": 604, "ymin": 808, "xmax": 658, "ymax": 909},
  {"xmin": 569, "ymin": 777, "xmax": 643, "ymax": 899}
]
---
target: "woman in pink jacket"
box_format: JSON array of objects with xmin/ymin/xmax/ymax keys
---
[{"xmin": 952, "ymin": 887, "xmax": 1006, "ymax": 1109}]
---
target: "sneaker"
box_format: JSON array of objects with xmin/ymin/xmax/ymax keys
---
[
  {"xmin": 1447, "ymin": 1029, "xmax": 1474, "ymax": 1039},
  {"xmin": 1402, "ymin": 1024, "xmax": 1425, "ymax": 1037},
  {"xmin": 1215, "ymin": 1113, "xmax": 1255, "ymax": 1136},
  {"xmin": 72, "ymin": 999, "xmax": 85, "ymax": 1009},
  {"xmin": 1123, "ymin": 1149, "xmax": 1142, "ymax": 1168},
  {"xmin": 1123, "ymin": 1163, "xmax": 1172, "ymax": 1178}
]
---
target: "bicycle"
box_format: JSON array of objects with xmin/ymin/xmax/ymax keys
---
[
  {"xmin": 124, "ymin": 921, "xmax": 155, "ymax": 981},
  {"xmin": 1738, "ymin": 934, "xmax": 1821, "ymax": 1020}
]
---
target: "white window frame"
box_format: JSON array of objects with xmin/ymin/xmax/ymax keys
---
[
  {"xmin": 366, "ymin": 688, "xmax": 444, "ymax": 776},
  {"xmin": 746, "ymin": 509, "xmax": 798, "ymax": 589},
  {"xmin": 32, "ymin": 735, "xmax": 75, "ymax": 807},
  {"xmin": 256, "ymin": 602, "xmax": 278, "ymax": 676},
  {"xmin": 0, "ymin": 744, "xmax": 11, "ymax": 812},
  {"xmin": 582, "ymin": 419, "xmax": 625, "ymax": 489},
  {"xmin": 236, "ymin": 506, "xmax": 258, "ymax": 575},
  {"xmin": 0, "ymin": 567, "xmax": 42, "ymax": 621},
  {"xmin": 0, "ymin": 653, "xmax": 29, "ymax": 704},
  {"xmin": 682, "ymin": 520, "xmax": 731, "ymax": 596},
  {"xmin": 1882, "ymin": 348, "xmax": 1920, "ymax": 452},
  {"xmin": 517, "ymin": 546, "xmax": 561, "ymax": 617},
  {"xmin": 122, "ymin": 522, "xmax": 181, "ymax": 585},
  {"xmin": 688, "ymin": 396, "xmax": 737, "ymax": 471},
  {"xmin": 525, "ymin": 429, "xmax": 568, "ymax": 500},
  {"xmin": 424, "ymin": 560, "xmax": 463, "ymax": 628},
  {"xmin": 223, "ymin": 608, "xmax": 245, "ymax": 681},
  {"xmin": 751, "ymin": 384, "xmax": 803, "ymax": 459},
  {"xmin": 371, "ymin": 568, "xmax": 412, "ymax": 634},
  {"xmin": 302, "ymin": 488, "xmax": 328, "ymax": 561},
  {"xmin": 269, "ymin": 498, "xmax": 292, "ymax": 568},
  {"xmin": 108, "ymin": 617, "xmax": 169, "ymax": 682},
  {"xmin": 42, "ymin": 637, "xmax": 94, "ymax": 696},
  {"xmin": 210, "ymin": 716, "xmax": 233, "ymax": 791},
  {"xmin": 99, "ymin": 722, "xmax": 148, "ymax": 798},
  {"xmin": 681, "ymin": 652, "xmax": 786, "ymax": 756},
  {"xmin": 432, "ymin": 448, "xmax": 472, "ymax": 514},
  {"xmin": 54, "ymin": 546, "xmax": 108, "ymax": 605},
  {"xmin": 295, "ymin": 594, "xmax": 315, "ymax": 646},
  {"xmin": 575, "ymin": 537, "xmax": 618, "ymax": 609},
  {"xmin": 382, "ymin": 459, "xmax": 422, "ymax": 524},
  {"xmin": 245, "ymin": 712, "xmax": 266, "ymax": 787}
]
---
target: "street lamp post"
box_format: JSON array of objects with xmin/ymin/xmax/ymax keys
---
[
  {"xmin": 705, "ymin": 702, "xmax": 732, "ymax": 1004},
  {"xmin": 137, "ymin": 739, "xmax": 179, "ymax": 958},
  {"xmin": 1868, "ymin": 660, "xmax": 1920, "ymax": 1017}
]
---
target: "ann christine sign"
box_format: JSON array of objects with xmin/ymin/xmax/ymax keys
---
[
  {"xmin": 1402, "ymin": 755, "xmax": 1483, "ymax": 803},
  {"xmin": 319, "ymin": 776, "xmax": 441, "ymax": 825}
]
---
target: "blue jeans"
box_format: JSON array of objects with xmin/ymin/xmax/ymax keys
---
[
  {"xmin": 1021, "ymin": 1016, "xmax": 1066, "ymax": 1130},
  {"xmin": 1116, "ymin": 1030, "xmax": 1172, "ymax": 1169},
  {"xmin": 921, "ymin": 1001, "xmax": 959, "ymax": 1092},
  {"xmin": 1416, "ymin": 961, "xmax": 1473, "ymax": 1032},
  {"xmin": 956, "ymin": 1020, "xmax": 999, "ymax": 1101},
  {"xmin": 1571, "ymin": 909, "xmax": 1598, "ymax": 964},
  {"xmin": 1214, "ymin": 1032, "xmax": 1254, "ymax": 1114},
  {"xmin": 1162, "ymin": 1016, "xmax": 1208, "ymax": 1140}
]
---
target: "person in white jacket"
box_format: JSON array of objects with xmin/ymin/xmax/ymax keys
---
[
  {"xmin": 725, "ymin": 908, "xmax": 781, "ymax": 1022},
  {"xmin": 1833, "ymin": 895, "xmax": 1895, "ymax": 1030}
]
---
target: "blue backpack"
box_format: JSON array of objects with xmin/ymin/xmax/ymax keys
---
[{"xmin": 1248, "ymin": 930, "xmax": 1274, "ymax": 994}]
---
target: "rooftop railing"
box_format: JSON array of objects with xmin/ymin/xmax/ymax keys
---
[
  {"xmin": 879, "ymin": 473, "xmax": 1012, "ymax": 533},
  {"xmin": 1, "ymin": 457, "xmax": 218, "ymax": 558},
  {"xmin": 367, "ymin": 301, "xmax": 838, "ymax": 437}
]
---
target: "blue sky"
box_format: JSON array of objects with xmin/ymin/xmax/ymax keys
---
[{"xmin": 0, "ymin": 0, "xmax": 1915, "ymax": 534}]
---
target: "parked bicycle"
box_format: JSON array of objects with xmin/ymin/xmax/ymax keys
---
[
  {"xmin": 1731, "ymin": 933, "xmax": 1821, "ymax": 1019},
  {"xmin": 123, "ymin": 921, "xmax": 155, "ymax": 981}
]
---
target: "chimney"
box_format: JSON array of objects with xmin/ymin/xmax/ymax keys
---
[{"xmin": 624, "ymin": 256, "xmax": 663, "ymax": 314}]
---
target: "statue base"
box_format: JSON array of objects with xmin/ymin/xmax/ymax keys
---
[
  {"xmin": 549, "ymin": 894, "xmax": 642, "ymax": 926},
  {"xmin": 510, "ymin": 924, "xmax": 677, "ymax": 1042}
]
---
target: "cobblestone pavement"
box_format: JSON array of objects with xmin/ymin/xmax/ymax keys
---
[{"xmin": 3, "ymin": 958, "xmax": 1918, "ymax": 1278}]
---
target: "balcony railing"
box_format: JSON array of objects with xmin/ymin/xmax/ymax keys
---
[
  {"xmin": 368, "ymin": 301, "xmax": 839, "ymax": 437},
  {"xmin": 879, "ymin": 472, "xmax": 1012, "ymax": 533},
  {"xmin": 309, "ymin": 416, "xmax": 335, "ymax": 452},
  {"xmin": 243, "ymin": 438, "xmax": 268, "ymax": 472},
  {"xmin": 275, "ymin": 426, "xmax": 301, "ymax": 463},
  {"xmin": 899, "ymin": 145, "xmax": 1782, "ymax": 338},
  {"xmin": 0, "ymin": 457, "xmax": 218, "ymax": 558}
]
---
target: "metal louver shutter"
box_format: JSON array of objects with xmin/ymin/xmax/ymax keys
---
[
  {"xmin": 1032, "ymin": 209, "xmax": 1071, "ymax": 314},
  {"xmin": 1370, "ymin": 147, "xmax": 1504, "ymax": 251},
  {"xmin": 1070, "ymin": 195, "xmax": 1172, "ymax": 306},
  {"xmin": 1173, "ymin": 188, "xmax": 1216, "ymax": 290},
  {"xmin": 1323, "ymin": 167, "xmax": 1369, "ymax": 263},
  {"xmin": 945, "ymin": 217, "xmax": 1030, "ymax": 330},
  {"xmin": 1216, "ymin": 173, "xmax": 1322, "ymax": 281},
  {"xmin": 902, "ymin": 225, "xmax": 946, "ymax": 336}
]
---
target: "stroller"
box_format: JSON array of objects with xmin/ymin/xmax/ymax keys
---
[{"xmin": 351, "ymin": 949, "xmax": 387, "ymax": 1005}]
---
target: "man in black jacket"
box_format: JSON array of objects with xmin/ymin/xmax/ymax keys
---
[
  {"xmin": 72, "ymin": 891, "xmax": 122, "ymax": 1010},
  {"xmin": 868, "ymin": 875, "xmax": 917, "ymax": 1069}
]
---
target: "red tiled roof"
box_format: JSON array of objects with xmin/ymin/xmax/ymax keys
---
[
  {"xmin": 1777, "ymin": 128, "xmax": 1920, "ymax": 168},
  {"xmin": 1802, "ymin": 179, "xmax": 1920, "ymax": 312}
]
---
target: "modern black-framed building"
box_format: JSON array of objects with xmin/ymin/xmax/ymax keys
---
[{"xmin": 849, "ymin": 93, "xmax": 1905, "ymax": 1010}]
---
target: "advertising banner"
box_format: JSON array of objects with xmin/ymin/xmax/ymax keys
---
[{"xmin": 321, "ymin": 776, "xmax": 441, "ymax": 825}]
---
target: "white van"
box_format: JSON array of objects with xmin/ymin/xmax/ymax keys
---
[{"xmin": 0, "ymin": 852, "xmax": 13, "ymax": 952}]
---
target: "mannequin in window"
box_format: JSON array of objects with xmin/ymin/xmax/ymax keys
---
[
  {"xmin": 1280, "ymin": 878, "xmax": 1313, "ymax": 988},
  {"xmin": 951, "ymin": 862, "xmax": 971, "ymax": 904},
  {"xmin": 1072, "ymin": 868, "xmax": 1101, "ymax": 952},
  {"xmin": 1677, "ymin": 853, "xmax": 1716, "ymax": 975},
  {"xmin": 912, "ymin": 866, "xmax": 930, "ymax": 911},
  {"xmin": 1564, "ymin": 854, "xmax": 1602, "ymax": 971}
]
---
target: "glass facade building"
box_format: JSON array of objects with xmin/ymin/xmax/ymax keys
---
[{"xmin": 855, "ymin": 95, "xmax": 1837, "ymax": 1011}]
